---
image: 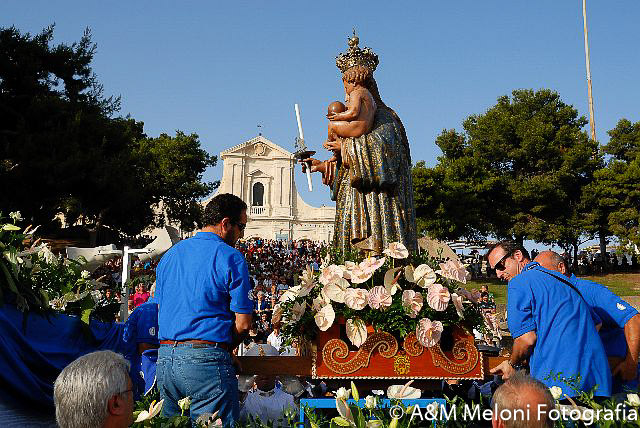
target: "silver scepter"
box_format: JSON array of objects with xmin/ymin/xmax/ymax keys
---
[{"xmin": 293, "ymin": 104, "xmax": 315, "ymax": 191}]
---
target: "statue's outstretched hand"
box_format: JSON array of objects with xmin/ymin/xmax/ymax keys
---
[{"xmin": 299, "ymin": 158, "xmax": 326, "ymax": 175}]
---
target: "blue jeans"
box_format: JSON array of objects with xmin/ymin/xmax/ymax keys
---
[{"xmin": 157, "ymin": 344, "xmax": 239, "ymax": 427}]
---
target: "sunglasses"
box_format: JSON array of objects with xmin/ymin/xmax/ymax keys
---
[
  {"xmin": 493, "ymin": 251, "xmax": 513, "ymax": 271},
  {"xmin": 235, "ymin": 222, "xmax": 246, "ymax": 231}
]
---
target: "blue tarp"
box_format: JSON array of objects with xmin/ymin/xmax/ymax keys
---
[{"xmin": 0, "ymin": 304, "xmax": 133, "ymax": 410}]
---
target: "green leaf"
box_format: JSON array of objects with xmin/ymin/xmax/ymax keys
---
[
  {"xmin": 81, "ymin": 308, "xmax": 92, "ymax": 324},
  {"xmin": 332, "ymin": 416, "xmax": 352, "ymax": 427},
  {"xmin": 351, "ymin": 381, "xmax": 359, "ymax": 402},
  {"xmin": 389, "ymin": 417, "xmax": 399, "ymax": 428},
  {"xmin": 1, "ymin": 224, "xmax": 21, "ymax": 231}
]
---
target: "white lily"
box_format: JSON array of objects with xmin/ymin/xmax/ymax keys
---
[{"xmin": 135, "ymin": 399, "xmax": 164, "ymax": 423}]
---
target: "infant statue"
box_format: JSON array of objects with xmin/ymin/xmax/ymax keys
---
[{"xmin": 324, "ymin": 64, "xmax": 377, "ymax": 161}]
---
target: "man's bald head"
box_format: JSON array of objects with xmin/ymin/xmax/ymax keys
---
[{"xmin": 534, "ymin": 251, "xmax": 570, "ymax": 277}]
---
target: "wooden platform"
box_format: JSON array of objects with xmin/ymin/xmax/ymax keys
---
[{"xmin": 237, "ymin": 355, "xmax": 508, "ymax": 377}]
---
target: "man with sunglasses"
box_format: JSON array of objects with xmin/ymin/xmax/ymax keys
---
[
  {"xmin": 156, "ymin": 193, "xmax": 253, "ymax": 426},
  {"xmin": 488, "ymin": 240, "xmax": 611, "ymax": 398}
]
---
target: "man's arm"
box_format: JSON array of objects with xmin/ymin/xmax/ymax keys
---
[
  {"xmin": 490, "ymin": 331, "xmax": 536, "ymax": 379},
  {"xmin": 613, "ymin": 314, "xmax": 640, "ymax": 381},
  {"xmin": 231, "ymin": 312, "xmax": 252, "ymax": 351}
]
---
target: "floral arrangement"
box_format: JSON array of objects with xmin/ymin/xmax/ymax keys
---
[
  {"xmin": 0, "ymin": 212, "xmax": 109, "ymax": 322},
  {"xmin": 277, "ymin": 242, "xmax": 487, "ymax": 350}
]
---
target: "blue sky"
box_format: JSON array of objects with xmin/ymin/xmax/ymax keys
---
[{"xmin": 3, "ymin": 1, "xmax": 639, "ymax": 213}]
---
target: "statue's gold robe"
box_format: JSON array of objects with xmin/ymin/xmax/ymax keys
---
[{"xmin": 329, "ymin": 107, "xmax": 417, "ymax": 254}]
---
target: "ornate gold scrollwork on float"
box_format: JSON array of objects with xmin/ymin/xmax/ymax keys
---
[
  {"xmin": 322, "ymin": 332, "xmax": 398, "ymax": 375},
  {"xmin": 428, "ymin": 337, "xmax": 479, "ymax": 375},
  {"xmin": 402, "ymin": 332, "xmax": 478, "ymax": 375}
]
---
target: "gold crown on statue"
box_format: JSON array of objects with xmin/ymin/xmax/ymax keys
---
[{"xmin": 335, "ymin": 30, "xmax": 379, "ymax": 74}]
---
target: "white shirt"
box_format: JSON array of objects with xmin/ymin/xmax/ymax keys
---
[
  {"xmin": 239, "ymin": 387, "xmax": 296, "ymax": 427},
  {"xmin": 267, "ymin": 331, "xmax": 283, "ymax": 351}
]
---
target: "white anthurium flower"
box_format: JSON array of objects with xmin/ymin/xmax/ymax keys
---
[
  {"xmin": 349, "ymin": 265, "xmax": 373, "ymax": 284},
  {"xmin": 340, "ymin": 261, "xmax": 357, "ymax": 280},
  {"xmin": 387, "ymin": 381, "xmax": 421, "ymax": 399},
  {"xmin": 383, "ymin": 267, "xmax": 403, "ymax": 296},
  {"xmin": 178, "ymin": 396, "xmax": 191, "ymax": 411},
  {"xmin": 549, "ymin": 386, "xmax": 563, "ymax": 400},
  {"xmin": 365, "ymin": 395, "xmax": 379, "ymax": 410},
  {"xmin": 314, "ymin": 304, "xmax": 335, "ymax": 331},
  {"xmin": 426, "ymin": 283, "xmax": 451, "ymax": 312},
  {"xmin": 319, "ymin": 264, "xmax": 344, "ymax": 286},
  {"xmin": 401, "ymin": 290, "xmax": 424, "ymax": 318},
  {"xmin": 323, "ymin": 278, "xmax": 350, "ymax": 303},
  {"xmin": 416, "ymin": 318, "xmax": 444, "ymax": 348},
  {"xmin": 9, "ymin": 211, "xmax": 23, "ymax": 223},
  {"xmin": 290, "ymin": 302, "xmax": 306, "ymax": 322},
  {"xmin": 344, "ymin": 288, "xmax": 368, "ymax": 310},
  {"xmin": 413, "ymin": 264, "xmax": 437, "ymax": 288},
  {"xmin": 367, "ymin": 286, "xmax": 392, "ymax": 310},
  {"xmin": 334, "ymin": 387, "xmax": 351, "ymax": 401},
  {"xmin": 627, "ymin": 393, "xmax": 640, "ymax": 407},
  {"xmin": 346, "ymin": 318, "xmax": 368, "ymax": 348},
  {"xmin": 436, "ymin": 260, "xmax": 470, "ymax": 284},
  {"xmin": 382, "ymin": 242, "xmax": 409, "ymax": 259},
  {"xmin": 359, "ymin": 257, "xmax": 386, "ymax": 274},
  {"xmin": 451, "ymin": 293, "xmax": 465, "ymax": 318},
  {"xmin": 135, "ymin": 399, "xmax": 164, "ymax": 423}
]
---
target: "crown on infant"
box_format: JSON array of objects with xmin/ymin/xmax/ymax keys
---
[{"xmin": 335, "ymin": 30, "xmax": 379, "ymax": 74}]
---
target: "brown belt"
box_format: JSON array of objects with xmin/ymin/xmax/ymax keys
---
[{"xmin": 159, "ymin": 339, "xmax": 230, "ymax": 351}]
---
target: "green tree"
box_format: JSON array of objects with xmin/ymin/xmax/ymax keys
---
[
  {"xmin": 583, "ymin": 119, "xmax": 640, "ymax": 249},
  {"xmin": 414, "ymin": 89, "xmax": 599, "ymax": 253},
  {"xmin": 1, "ymin": 26, "xmax": 218, "ymax": 238}
]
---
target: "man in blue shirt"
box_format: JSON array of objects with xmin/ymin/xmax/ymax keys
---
[
  {"xmin": 155, "ymin": 194, "xmax": 253, "ymax": 426},
  {"xmin": 488, "ymin": 241, "xmax": 612, "ymax": 397},
  {"xmin": 122, "ymin": 286, "xmax": 159, "ymax": 399},
  {"xmin": 535, "ymin": 250, "xmax": 640, "ymax": 392}
]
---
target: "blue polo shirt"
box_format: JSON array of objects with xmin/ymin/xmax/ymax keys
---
[
  {"xmin": 155, "ymin": 232, "xmax": 253, "ymax": 343},
  {"xmin": 569, "ymin": 275, "xmax": 638, "ymax": 358},
  {"xmin": 507, "ymin": 262, "xmax": 611, "ymax": 396},
  {"xmin": 123, "ymin": 297, "xmax": 159, "ymax": 345}
]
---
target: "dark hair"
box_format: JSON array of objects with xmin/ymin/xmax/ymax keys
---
[
  {"xmin": 203, "ymin": 193, "xmax": 247, "ymax": 227},
  {"xmin": 486, "ymin": 240, "xmax": 531, "ymax": 261}
]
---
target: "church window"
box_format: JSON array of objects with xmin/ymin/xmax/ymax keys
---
[{"xmin": 253, "ymin": 182, "xmax": 264, "ymax": 206}]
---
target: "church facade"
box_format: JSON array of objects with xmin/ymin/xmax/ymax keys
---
[{"xmin": 211, "ymin": 136, "xmax": 335, "ymax": 242}]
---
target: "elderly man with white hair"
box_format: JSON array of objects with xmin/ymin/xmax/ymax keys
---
[{"xmin": 54, "ymin": 350, "xmax": 134, "ymax": 428}]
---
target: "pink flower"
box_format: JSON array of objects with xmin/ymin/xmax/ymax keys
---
[
  {"xmin": 340, "ymin": 261, "xmax": 357, "ymax": 280},
  {"xmin": 383, "ymin": 242, "xmax": 409, "ymax": 259},
  {"xmin": 416, "ymin": 318, "xmax": 443, "ymax": 348},
  {"xmin": 401, "ymin": 290, "xmax": 423, "ymax": 318},
  {"xmin": 427, "ymin": 283, "xmax": 451, "ymax": 311},
  {"xmin": 367, "ymin": 286, "xmax": 392, "ymax": 310},
  {"xmin": 436, "ymin": 260, "xmax": 470, "ymax": 284},
  {"xmin": 319, "ymin": 264, "xmax": 344, "ymax": 286},
  {"xmin": 350, "ymin": 265, "xmax": 373, "ymax": 284},
  {"xmin": 359, "ymin": 257, "xmax": 386, "ymax": 274},
  {"xmin": 344, "ymin": 288, "xmax": 368, "ymax": 310}
]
